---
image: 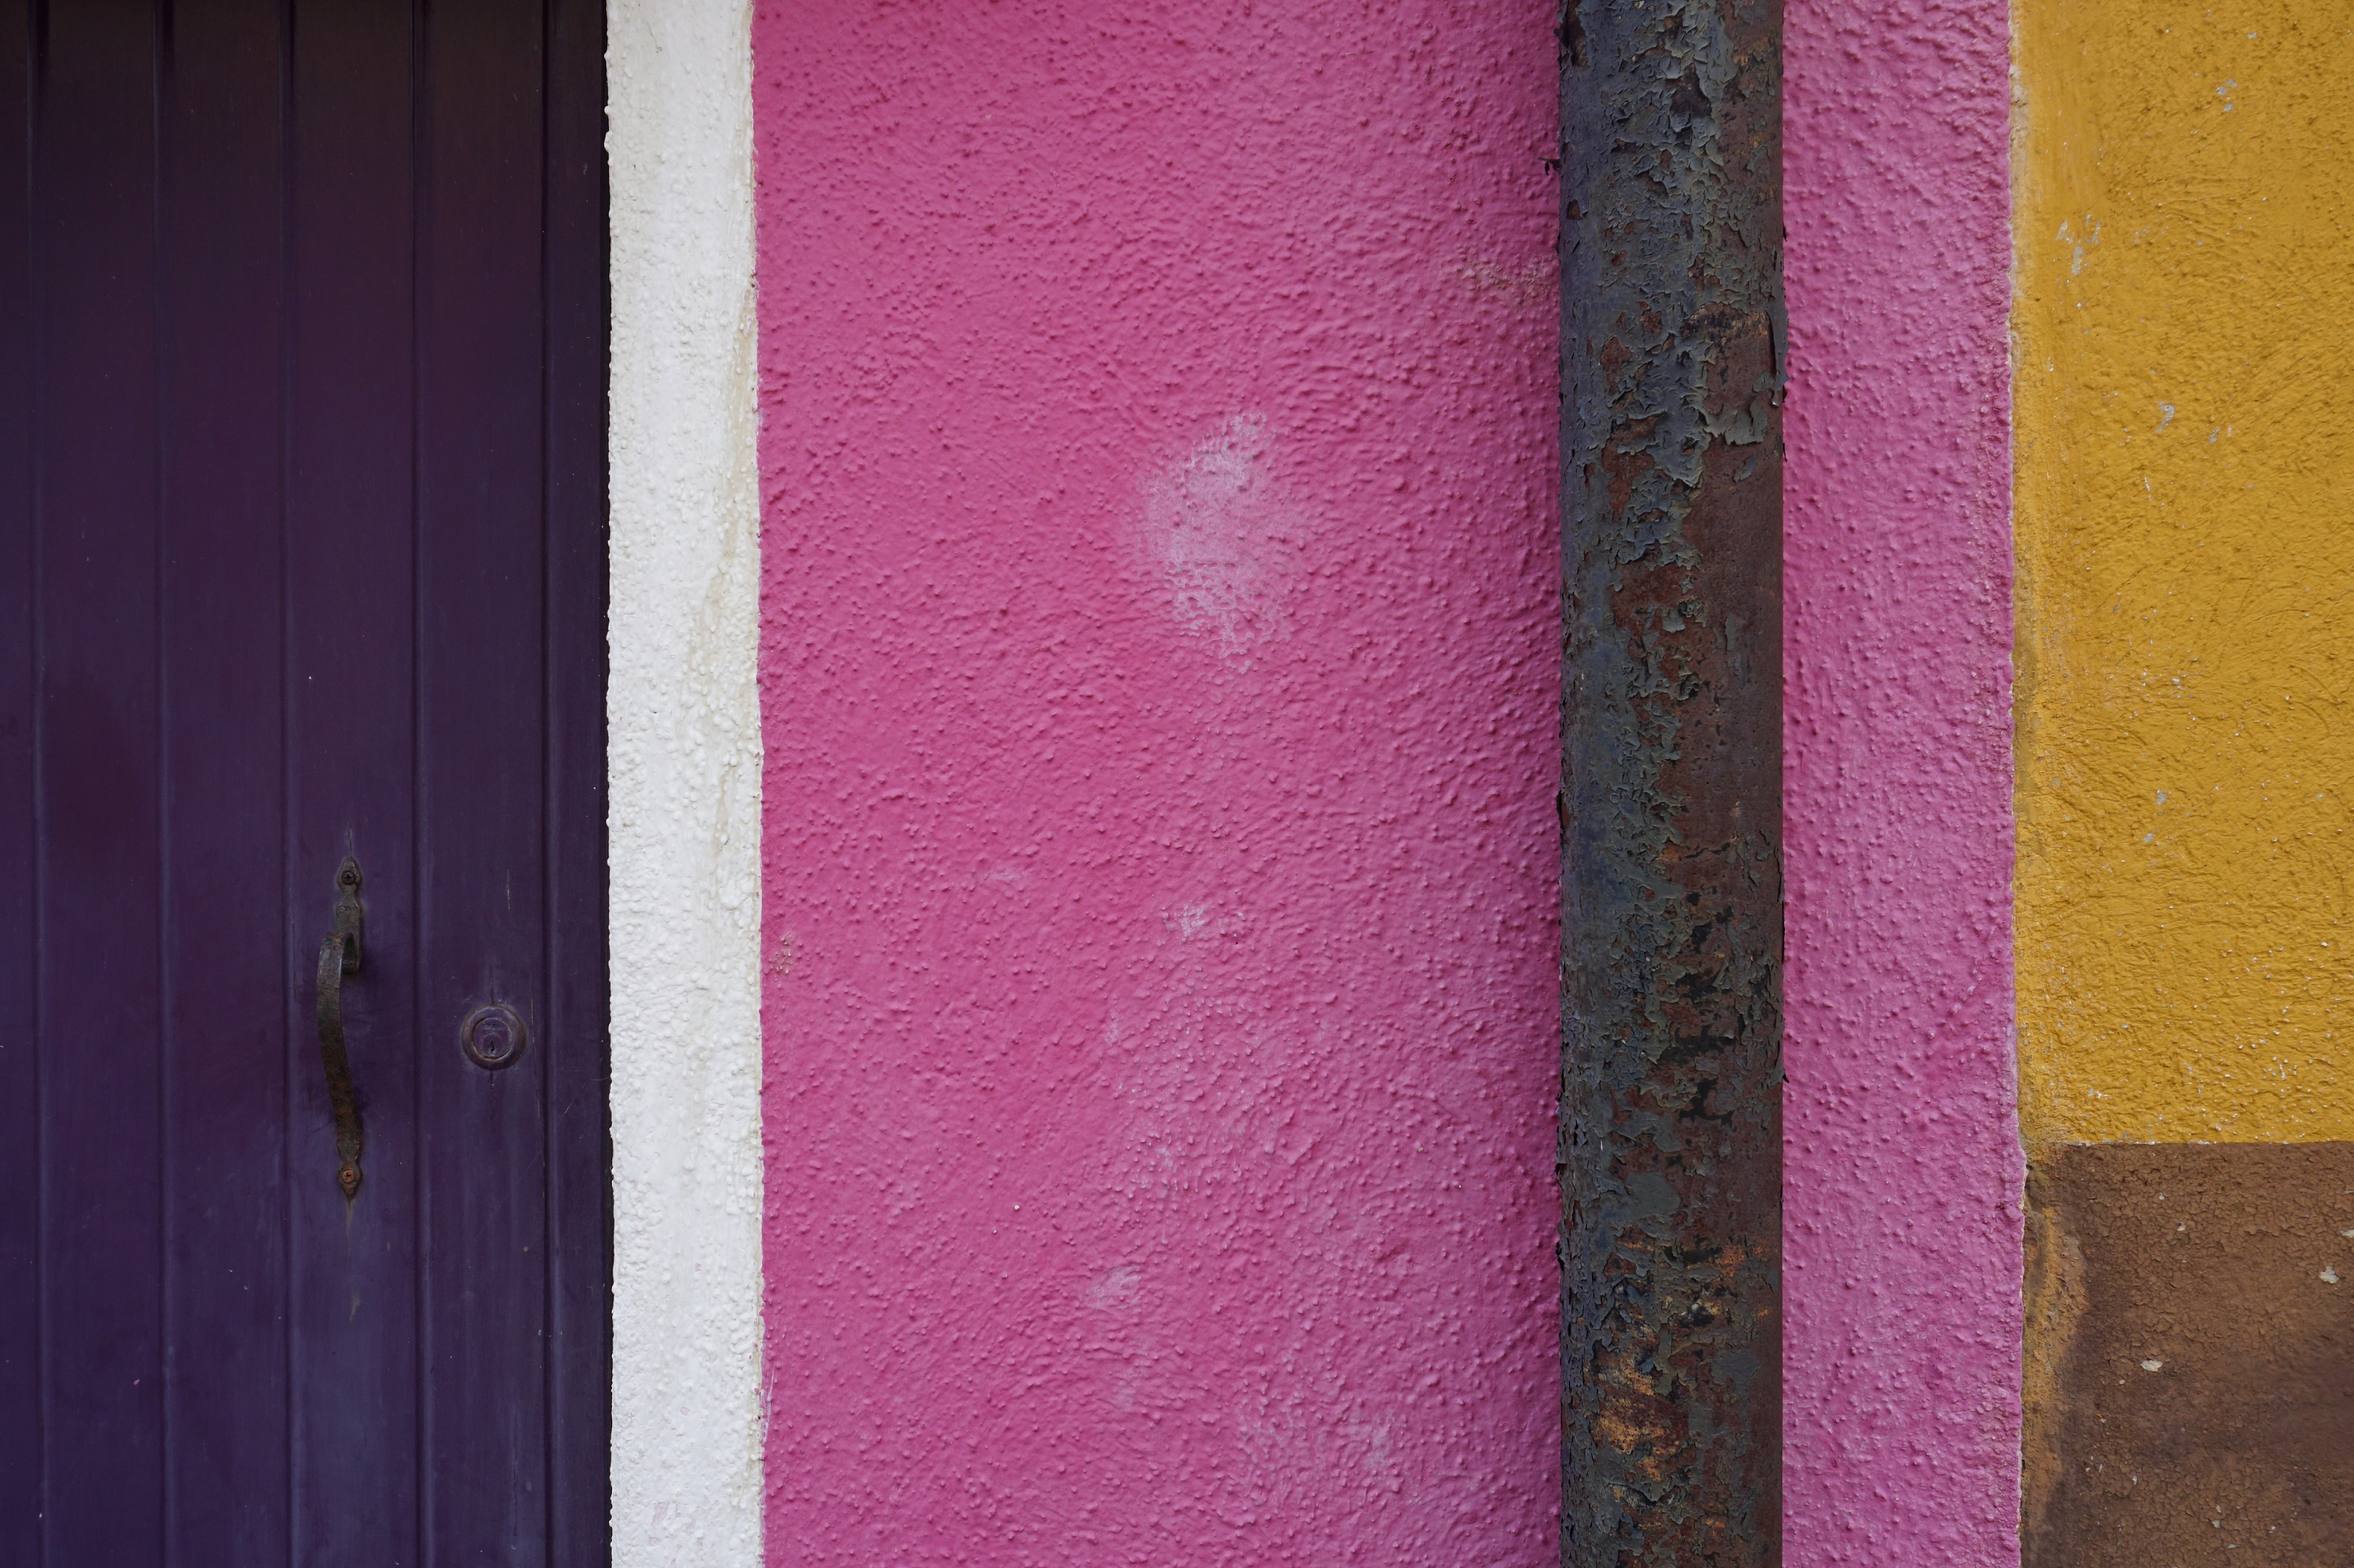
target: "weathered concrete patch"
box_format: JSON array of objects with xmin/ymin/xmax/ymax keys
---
[{"xmin": 2024, "ymin": 1141, "xmax": 2354, "ymax": 1567}]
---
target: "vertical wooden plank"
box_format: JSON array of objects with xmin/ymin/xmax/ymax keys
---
[
  {"xmin": 156, "ymin": 1, "xmax": 288, "ymax": 1559},
  {"xmin": 543, "ymin": 0, "xmax": 611, "ymax": 1555},
  {"xmin": 416, "ymin": 0, "xmax": 550, "ymax": 1555},
  {"xmin": 285, "ymin": 0, "xmax": 420, "ymax": 1560},
  {"xmin": 30, "ymin": 1, "xmax": 167, "ymax": 1559},
  {"xmin": 0, "ymin": 1, "xmax": 40, "ymax": 1561}
]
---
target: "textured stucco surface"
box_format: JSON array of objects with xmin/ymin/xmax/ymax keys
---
[
  {"xmin": 608, "ymin": 1, "xmax": 766, "ymax": 1561},
  {"xmin": 2013, "ymin": 2, "xmax": 2354, "ymax": 1143},
  {"xmin": 1784, "ymin": 1, "xmax": 2021, "ymax": 1563},
  {"xmin": 751, "ymin": 4, "xmax": 1560, "ymax": 1561}
]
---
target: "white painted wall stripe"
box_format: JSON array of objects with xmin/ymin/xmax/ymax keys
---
[{"xmin": 608, "ymin": 1, "xmax": 764, "ymax": 1561}]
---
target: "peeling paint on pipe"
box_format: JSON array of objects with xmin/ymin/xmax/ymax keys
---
[{"xmin": 1559, "ymin": 1, "xmax": 1783, "ymax": 1563}]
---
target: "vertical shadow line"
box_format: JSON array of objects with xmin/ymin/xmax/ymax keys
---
[
  {"xmin": 536, "ymin": 0, "xmax": 556, "ymax": 1553},
  {"xmin": 274, "ymin": 0, "xmax": 296, "ymax": 1559},
  {"xmin": 150, "ymin": 0, "xmax": 173, "ymax": 1555},
  {"xmin": 408, "ymin": 0, "xmax": 430, "ymax": 1561},
  {"xmin": 24, "ymin": 2, "xmax": 47, "ymax": 1561}
]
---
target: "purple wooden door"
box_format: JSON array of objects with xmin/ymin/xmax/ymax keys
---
[{"xmin": 0, "ymin": 1, "xmax": 608, "ymax": 1561}]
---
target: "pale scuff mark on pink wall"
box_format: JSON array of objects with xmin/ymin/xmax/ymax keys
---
[
  {"xmin": 752, "ymin": 2, "xmax": 1562, "ymax": 1561},
  {"xmin": 1137, "ymin": 413, "xmax": 1305, "ymax": 658},
  {"xmin": 1785, "ymin": 0, "xmax": 2021, "ymax": 1563}
]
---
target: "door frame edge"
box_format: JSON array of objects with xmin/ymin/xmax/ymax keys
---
[{"xmin": 607, "ymin": 1, "xmax": 766, "ymax": 1562}]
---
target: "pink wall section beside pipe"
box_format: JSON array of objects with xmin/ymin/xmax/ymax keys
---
[
  {"xmin": 1785, "ymin": 2, "xmax": 2021, "ymax": 1564},
  {"xmin": 752, "ymin": 4, "xmax": 1562, "ymax": 1561},
  {"xmin": 750, "ymin": 2, "xmax": 2021, "ymax": 1561}
]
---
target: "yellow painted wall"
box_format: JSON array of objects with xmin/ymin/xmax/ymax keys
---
[{"xmin": 2015, "ymin": 3, "xmax": 2354, "ymax": 1141}]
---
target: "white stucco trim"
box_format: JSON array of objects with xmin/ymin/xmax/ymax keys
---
[{"xmin": 607, "ymin": 1, "xmax": 764, "ymax": 1563}]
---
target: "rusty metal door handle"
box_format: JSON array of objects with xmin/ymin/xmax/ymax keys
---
[{"xmin": 315, "ymin": 857, "xmax": 366, "ymax": 1198}]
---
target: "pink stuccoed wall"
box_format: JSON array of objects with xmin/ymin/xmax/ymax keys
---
[
  {"xmin": 753, "ymin": 4, "xmax": 1561, "ymax": 1561},
  {"xmin": 1784, "ymin": 2, "xmax": 2021, "ymax": 1564}
]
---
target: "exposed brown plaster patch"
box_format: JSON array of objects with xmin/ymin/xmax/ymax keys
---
[{"xmin": 2023, "ymin": 1142, "xmax": 2354, "ymax": 1567}]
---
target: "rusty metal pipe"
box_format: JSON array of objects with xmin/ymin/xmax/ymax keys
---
[{"xmin": 1560, "ymin": 1, "xmax": 1785, "ymax": 1561}]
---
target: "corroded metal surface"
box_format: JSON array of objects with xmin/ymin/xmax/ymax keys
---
[{"xmin": 1560, "ymin": 1, "xmax": 1783, "ymax": 1561}]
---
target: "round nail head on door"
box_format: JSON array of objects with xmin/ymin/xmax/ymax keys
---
[{"xmin": 461, "ymin": 1003, "xmax": 527, "ymax": 1070}]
